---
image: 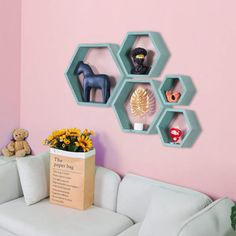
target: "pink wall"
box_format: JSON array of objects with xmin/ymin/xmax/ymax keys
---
[
  {"xmin": 0, "ymin": 0, "xmax": 21, "ymax": 147},
  {"xmin": 20, "ymin": 0, "xmax": 236, "ymax": 200}
]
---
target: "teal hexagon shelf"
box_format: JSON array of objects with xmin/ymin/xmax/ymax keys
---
[
  {"xmin": 159, "ymin": 75, "xmax": 196, "ymax": 106},
  {"xmin": 118, "ymin": 31, "xmax": 170, "ymax": 78},
  {"xmin": 65, "ymin": 43, "xmax": 125, "ymax": 107},
  {"xmin": 112, "ymin": 79, "xmax": 164, "ymax": 134},
  {"xmin": 156, "ymin": 108, "xmax": 201, "ymax": 147}
]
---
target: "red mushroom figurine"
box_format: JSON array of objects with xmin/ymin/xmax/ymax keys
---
[{"xmin": 169, "ymin": 127, "xmax": 182, "ymax": 143}]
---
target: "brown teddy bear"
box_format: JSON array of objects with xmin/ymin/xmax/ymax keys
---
[{"xmin": 1, "ymin": 128, "xmax": 31, "ymax": 157}]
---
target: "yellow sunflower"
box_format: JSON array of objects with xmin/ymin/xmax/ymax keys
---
[
  {"xmin": 59, "ymin": 135, "xmax": 66, "ymax": 142},
  {"xmin": 47, "ymin": 135, "xmax": 54, "ymax": 142},
  {"xmin": 49, "ymin": 139, "xmax": 58, "ymax": 147},
  {"xmin": 74, "ymin": 141, "xmax": 80, "ymax": 147},
  {"xmin": 68, "ymin": 128, "xmax": 80, "ymax": 133},
  {"xmin": 51, "ymin": 129, "xmax": 66, "ymax": 138},
  {"xmin": 77, "ymin": 135, "xmax": 93, "ymax": 152},
  {"xmin": 66, "ymin": 128, "xmax": 81, "ymax": 137},
  {"xmin": 64, "ymin": 139, "xmax": 70, "ymax": 145},
  {"xmin": 83, "ymin": 129, "xmax": 89, "ymax": 136},
  {"xmin": 83, "ymin": 129, "xmax": 94, "ymax": 136}
]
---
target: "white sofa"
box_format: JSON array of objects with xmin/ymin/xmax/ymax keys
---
[{"xmin": 0, "ymin": 155, "xmax": 235, "ymax": 236}]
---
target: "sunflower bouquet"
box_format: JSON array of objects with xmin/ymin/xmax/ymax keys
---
[{"xmin": 43, "ymin": 128, "xmax": 94, "ymax": 152}]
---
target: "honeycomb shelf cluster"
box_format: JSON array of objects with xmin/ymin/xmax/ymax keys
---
[{"xmin": 65, "ymin": 31, "xmax": 200, "ymax": 148}]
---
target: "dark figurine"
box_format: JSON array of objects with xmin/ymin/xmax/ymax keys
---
[
  {"xmin": 130, "ymin": 47, "xmax": 149, "ymax": 74},
  {"xmin": 75, "ymin": 61, "xmax": 110, "ymax": 103}
]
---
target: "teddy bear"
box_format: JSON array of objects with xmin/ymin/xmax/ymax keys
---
[{"xmin": 1, "ymin": 128, "xmax": 31, "ymax": 157}]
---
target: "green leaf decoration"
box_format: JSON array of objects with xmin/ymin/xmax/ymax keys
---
[{"xmin": 231, "ymin": 204, "xmax": 236, "ymax": 231}]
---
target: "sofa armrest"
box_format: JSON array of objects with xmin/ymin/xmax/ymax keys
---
[
  {"xmin": 0, "ymin": 157, "xmax": 23, "ymax": 204},
  {"xmin": 177, "ymin": 197, "xmax": 235, "ymax": 236},
  {"xmin": 94, "ymin": 166, "xmax": 121, "ymax": 211}
]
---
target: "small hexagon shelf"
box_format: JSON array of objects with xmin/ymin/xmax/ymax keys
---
[
  {"xmin": 156, "ymin": 108, "xmax": 201, "ymax": 147},
  {"xmin": 159, "ymin": 75, "xmax": 196, "ymax": 106},
  {"xmin": 65, "ymin": 43, "xmax": 125, "ymax": 107},
  {"xmin": 113, "ymin": 79, "xmax": 164, "ymax": 134},
  {"xmin": 118, "ymin": 31, "xmax": 170, "ymax": 78}
]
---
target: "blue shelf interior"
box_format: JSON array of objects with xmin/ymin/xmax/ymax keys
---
[
  {"xmin": 159, "ymin": 75, "xmax": 196, "ymax": 106},
  {"xmin": 65, "ymin": 43, "xmax": 123, "ymax": 107},
  {"xmin": 118, "ymin": 32, "xmax": 170, "ymax": 77},
  {"xmin": 113, "ymin": 79, "xmax": 164, "ymax": 134},
  {"xmin": 156, "ymin": 109, "xmax": 201, "ymax": 147}
]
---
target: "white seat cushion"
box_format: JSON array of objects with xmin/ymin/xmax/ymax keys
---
[
  {"xmin": 117, "ymin": 223, "xmax": 141, "ymax": 236},
  {"xmin": 0, "ymin": 198, "xmax": 133, "ymax": 236},
  {"xmin": 0, "ymin": 227, "xmax": 16, "ymax": 236}
]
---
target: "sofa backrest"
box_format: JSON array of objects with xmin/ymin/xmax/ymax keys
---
[
  {"xmin": 0, "ymin": 154, "xmax": 121, "ymax": 211},
  {"xmin": 116, "ymin": 174, "xmax": 212, "ymax": 223},
  {"xmin": 0, "ymin": 157, "xmax": 23, "ymax": 204},
  {"xmin": 177, "ymin": 197, "xmax": 235, "ymax": 236}
]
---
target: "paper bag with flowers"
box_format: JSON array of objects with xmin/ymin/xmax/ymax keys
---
[{"xmin": 43, "ymin": 128, "xmax": 95, "ymax": 210}]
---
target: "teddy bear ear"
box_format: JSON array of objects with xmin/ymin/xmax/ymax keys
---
[
  {"xmin": 12, "ymin": 129, "xmax": 17, "ymax": 135},
  {"xmin": 23, "ymin": 130, "xmax": 29, "ymax": 138}
]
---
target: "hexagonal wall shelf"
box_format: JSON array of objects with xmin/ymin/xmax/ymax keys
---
[
  {"xmin": 156, "ymin": 108, "xmax": 201, "ymax": 147},
  {"xmin": 159, "ymin": 75, "xmax": 196, "ymax": 106},
  {"xmin": 65, "ymin": 43, "xmax": 125, "ymax": 107},
  {"xmin": 113, "ymin": 79, "xmax": 164, "ymax": 134},
  {"xmin": 118, "ymin": 31, "xmax": 170, "ymax": 78}
]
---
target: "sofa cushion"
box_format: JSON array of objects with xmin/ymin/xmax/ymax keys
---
[
  {"xmin": 117, "ymin": 174, "xmax": 212, "ymax": 223},
  {"xmin": 139, "ymin": 188, "xmax": 211, "ymax": 236},
  {"xmin": 0, "ymin": 156, "xmax": 22, "ymax": 204},
  {"xmin": 0, "ymin": 198, "xmax": 133, "ymax": 236},
  {"xmin": 0, "ymin": 151, "xmax": 120, "ymax": 210},
  {"xmin": 94, "ymin": 166, "xmax": 121, "ymax": 211},
  {"xmin": 117, "ymin": 223, "xmax": 141, "ymax": 236},
  {"xmin": 0, "ymin": 227, "xmax": 16, "ymax": 236},
  {"xmin": 17, "ymin": 152, "xmax": 50, "ymax": 205},
  {"xmin": 177, "ymin": 197, "xmax": 235, "ymax": 236}
]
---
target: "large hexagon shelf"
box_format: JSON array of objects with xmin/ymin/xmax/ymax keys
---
[
  {"xmin": 118, "ymin": 31, "xmax": 170, "ymax": 78},
  {"xmin": 156, "ymin": 108, "xmax": 201, "ymax": 147},
  {"xmin": 113, "ymin": 79, "xmax": 164, "ymax": 134},
  {"xmin": 159, "ymin": 75, "xmax": 196, "ymax": 106},
  {"xmin": 65, "ymin": 43, "xmax": 125, "ymax": 107}
]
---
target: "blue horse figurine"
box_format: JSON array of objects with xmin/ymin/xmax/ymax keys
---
[{"xmin": 75, "ymin": 61, "xmax": 111, "ymax": 103}]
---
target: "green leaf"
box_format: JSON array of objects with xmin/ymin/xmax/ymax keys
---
[
  {"xmin": 231, "ymin": 204, "xmax": 236, "ymax": 231},
  {"xmin": 72, "ymin": 145, "xmax": 78, "ymax": 152},
  {"xmin": 67, "ymin": 143, "xmax": 78, "ymax": 152}
]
